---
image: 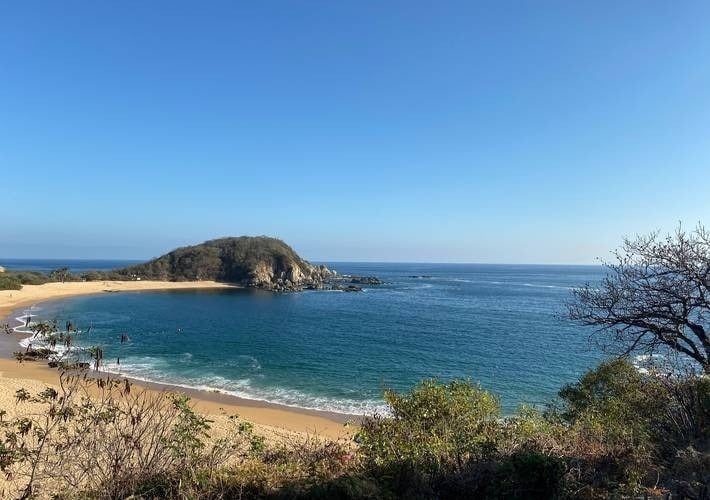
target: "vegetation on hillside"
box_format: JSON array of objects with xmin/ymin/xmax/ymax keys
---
[
  {"xmin": 0, "ymin": 361, "xmax": 707, "ymax": 499},
  {"xmin": 0, "ymin": 271, "xmax": 53, "ymax": 290},
  {"xmin": 116, "ymin": 236, "xmax": 314, "ymax": 283}
]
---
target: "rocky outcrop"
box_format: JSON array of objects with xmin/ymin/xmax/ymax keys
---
[
  {"xmin": 117, "ymin": 236, "xmax": 385, "ymax": 293},
  {"xmin": 118, "ymin": 236, "xmax": 339, "ymax": 292},
  {"xmin": 349, "ymin": 276, "xmax": 382, "ymax": 285},
  {"xmin": 249, "ymin": 261, "xmax": 334, "ymax": 292},
  {"xmin": 322, "ymin": 274, "xmax": 384, "ymax": 292}
]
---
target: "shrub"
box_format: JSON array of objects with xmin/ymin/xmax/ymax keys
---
[
  {"xmin": 0, "ymin": 360, "xmax": 705, "ymax": 498},
  {"xmin": 80, "ymin": 271, "xmax": 104, "ymax": 281},
  {"xmin": 554, "ymin": 358, "xmax": 710, "ymax": 496},
  {"xmin": 554, "ymin": 359, "xmax": 660, "ymax": 493},
  {"xmin": 356, "ymin": 379, "xmax": 501, "ymax": 496},
  {"xmin": 436, "ymin": 449, "xmax": 566, "ymax": 500},
  {"xmin": 0, "ymin": 373, "xmax": 249, "ymax": 499},
  {"xmin": 0, "ymin": 274, "xmax": 22, "ymax": 290}
]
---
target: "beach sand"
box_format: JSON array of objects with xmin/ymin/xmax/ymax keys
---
[
  {"xmin": 0, "ymin": 359, "xmax": 351, "ymax": 440},
  {"xmin": 0, "ymin": 355, "xmax": 352, "ymax": 498},
  {"xmin": 0, "ymin": 280, "xmax": 235, "ymax": 319},
  {"xmin": 0, "ymin": 281, "xmax": 354, "ymax": 441}
]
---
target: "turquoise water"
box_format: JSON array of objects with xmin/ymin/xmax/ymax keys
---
[{"xmin": 25, "ymin": 263, "xmax": 603, "ymax": 414}]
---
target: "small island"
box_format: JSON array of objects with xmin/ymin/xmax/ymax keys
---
[
  {"xmin": 117, "ymin": 236, "xmax": 382, "ymax": 292},
  {"xmin": 118, "ymin": 236, "xmax": 334, "ymax": 291}
]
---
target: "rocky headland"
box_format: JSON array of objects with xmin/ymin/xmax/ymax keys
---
[{"xmin": 116, "ymin": 236, "xmax": 381, "ymax": 292}]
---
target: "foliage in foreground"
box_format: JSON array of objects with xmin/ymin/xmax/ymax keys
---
[{"xmin": 0, "ymin": 360, "xmax": 707, "ymax": 499}]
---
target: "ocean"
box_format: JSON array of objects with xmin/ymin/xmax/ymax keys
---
[{"xmin": 7, "ymin": 261, "xmax": 605, "ymax": 415}]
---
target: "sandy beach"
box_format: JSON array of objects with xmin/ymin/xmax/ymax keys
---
[
  {"xmin": 0, "ymin": 280, "xmax": 235, "ymax": 319},
  {"xmin": 0, "ymin": 281, "xmax": 353, "ymax": 441}
]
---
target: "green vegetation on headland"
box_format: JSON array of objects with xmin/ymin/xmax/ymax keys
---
[
  {"xmin": 119, "ymin": 236, "xmax": 334, "ymax": 291},
  {"xmin": 0, "ymin": 236, "xmax": 381, "ymax": 292}
]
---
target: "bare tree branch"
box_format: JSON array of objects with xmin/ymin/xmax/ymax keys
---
[{"xmin": 569, "ymin": 224, "xmax": 710, "ymax": 374}]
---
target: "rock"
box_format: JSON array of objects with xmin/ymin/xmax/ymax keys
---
[{"xmin": 349, "ymin": 276, "xmax": 382, "ymax": 285}]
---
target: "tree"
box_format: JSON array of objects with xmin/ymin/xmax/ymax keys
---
[
  {"xmin": 356, "ymin": 379, "xmax": 501, "ymax": 475},
  {"xmin": 569, "ymin": 224, "xmax": 710, "ymax": 374},
  {"xmin": 49, "ymin": 267, "xmax": 71, "ymax": 283}
]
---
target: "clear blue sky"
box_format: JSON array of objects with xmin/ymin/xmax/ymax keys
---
[{"xmin": 1, "ymin": 1, "xmax": 708, "ymax": 263}]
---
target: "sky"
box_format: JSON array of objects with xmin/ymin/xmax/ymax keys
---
[{"xmin": 1, "ymin": 1, "xmax": 709, "ymax": 264}]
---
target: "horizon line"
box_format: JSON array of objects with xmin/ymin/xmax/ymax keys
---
[{"xmin": 0, "ymin": 256, "xmax": 601, "ymax": 267}]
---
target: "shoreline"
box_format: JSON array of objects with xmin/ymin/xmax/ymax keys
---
[
  {"xmin": 0, "ymin": 279, "xmax": 239, "ymax": 320},
  {"xmin": 0, "ymin": 281, "xmax": 356, "ymax": 439}
]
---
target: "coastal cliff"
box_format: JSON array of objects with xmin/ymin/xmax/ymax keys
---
[{"xmin": 118, "ymin": 236, "xmax": 333, "ymax": 291}]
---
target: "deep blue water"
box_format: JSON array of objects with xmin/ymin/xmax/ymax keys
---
[{"xmin": 16, "ymin": 262, "xmax": 604, "ymax": 414}]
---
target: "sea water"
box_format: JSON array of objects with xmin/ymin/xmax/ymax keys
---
[{"xmin": 12, "ymin": 262, "xmax": 604, "ymax": 415}]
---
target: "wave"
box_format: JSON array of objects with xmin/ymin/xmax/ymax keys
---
[
  {"xmin": 11, "ymin": 312, "xmax": 41, "ymax": 336},
  {"xmin": 447, "ymin": 278, "xmax": 572, "ymax": 289},
  {"xmin": 18, "ymin": 335, "xmax": 74, "ymax": 359},
  {"xmin": 522, "ymin": 283, "xmax": 573, "ymax": 290},
  {"xmin": 97, "ymin": 359, "xmax": 387, "ymax": 416},
  {"xmin": 16, "ymin": 328, "xmax": 385, "ymax": 415},
  {"xmin": 398, "ymin": 283, "xmax": 435, "ymax": 290},
  {"xmin": 631, "ymin": 353, "xmax": 699, "ymax": 376}
]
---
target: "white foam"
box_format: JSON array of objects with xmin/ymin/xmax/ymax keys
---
[
  {"xmin": 631, "ymin": 353, "xmax": 699, "ymax": 377},
  {"xmin": 96, "ymin": 360, "xmax": 387, "ymax": 416},
  {"xmin": 447, "ymin": 279, "xmax": 573, "ymax": 289},
  {"xmin": 13, "ymin": 311, "xmax": 386, "ymax": 416}
]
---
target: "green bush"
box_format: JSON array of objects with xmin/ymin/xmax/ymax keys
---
[
  {"xmin": 498, "ymin": 450, "xmax": 566, "ymax": 499},
  {"xmin": 355, "ymin": 379, "xmax": 502, "ymax": 497},
  {"xmin": 0, "ymin": 270, "xmax": 57, "ymax": 289},
  {"xmin": 559, "ymin": 358, "xmax": 652, "ymax": 423},
  {"xmin": 80, "ymin": 271, "xmax": 104, "ymax": 281},
  {"xmin": 554, "ymin": 358, "xmax": 710, "ymax": 496},
  {"xmin": 10, "ymin": 271, "xmax": 52, "ymax": 285},
  {"xmin": 0, "ymin": 274, "xmax": 22, "ymax": 290}
]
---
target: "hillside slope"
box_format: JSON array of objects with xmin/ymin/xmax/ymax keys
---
[{"xmin": 118, "ymin": 237, "xmax": 332, "ymax": 291}]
